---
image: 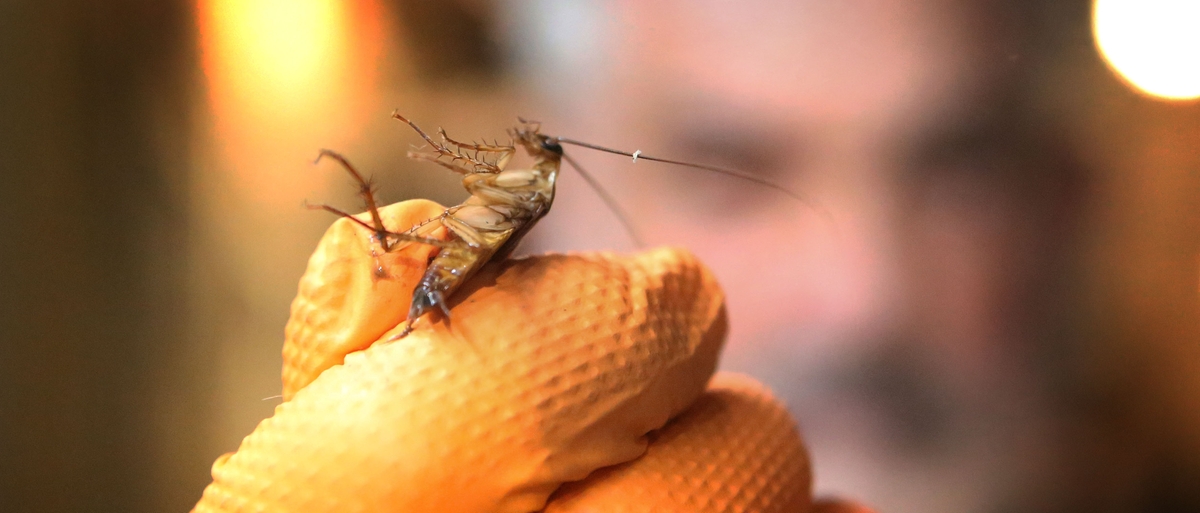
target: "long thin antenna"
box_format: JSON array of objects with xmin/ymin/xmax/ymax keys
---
[
  {"xmin": 554, "ymin": 137, "xmax": 809, "ymax": 201},
  {"xmin": 562, "ymin": 152, "xmax": 646, "ymax": 248},
  {"xmin": 555, "ymin": 136, "xmax": 837, "ymax": 230}
]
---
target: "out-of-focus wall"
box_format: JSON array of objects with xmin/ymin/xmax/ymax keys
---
[
  {"xmin": 185, "ymin": 1, "xmax": 531, "ymax": 505},
  {"xmin": 0, "ymin": 2, "xmax": 197, "ymax": 512},
  {"xmin": 1045, "ymin": 2, "xmax": 1200, "ymax": 505},
  {"xmin": 1, "ymin": 1, "xmax": 521, "ymax": 511}
]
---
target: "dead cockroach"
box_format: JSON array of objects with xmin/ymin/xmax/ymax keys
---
[{"xmin": 309, "ymin": 112, "xmax": 813, "ymax": 339}]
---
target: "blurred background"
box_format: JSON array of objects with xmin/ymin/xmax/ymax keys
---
[{"xmin": 1, "ymin": 0, "xmax": 1198, "ymax": 512}]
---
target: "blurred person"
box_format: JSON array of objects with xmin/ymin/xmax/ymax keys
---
[{"xmin": 504, "ymin": 1, "xmax": 1082, "ymax": 511}]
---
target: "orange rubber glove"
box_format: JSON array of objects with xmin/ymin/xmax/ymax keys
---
[{"xmin": 192, "ymin": 199, "xmax": 872, "ymax": 513}]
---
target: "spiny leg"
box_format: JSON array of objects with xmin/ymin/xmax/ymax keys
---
[
  {"xmin": 437, "ymin": 128, "xmax": 514, "ymax": 154},
  {"xmin": 385, "ymin": 211, "xmax": 451, "ymax": 254},
  {"xmin": 303, "ymin": 201, "xmax": 463, "ymax": 250},
  {"xmin": 391, "ymin": 207, "xmax": 488, "ymax": 251},
  {"xmin": 392, "ymin": 111, "xmax": 502, "ymax": 173},
  {"xmin": 392, "ymin": 323, "xmax": 415, "ymax": 340},
  {"xmin": 406, "ymin": 150, "xmax": 476, "ymax": 176},
  {"xmin": 437, "ymin": 130, "xmax": 515, "ymax": 171},
  {"xmin": 401, "ymin": 212, "xmax": 444, "ymax": 236},
  {"xmin": 314, "ymin": 149, "xmax": 391, "ymax": 251}
]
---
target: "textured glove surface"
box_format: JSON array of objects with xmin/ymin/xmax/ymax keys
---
[{"xmin": 192, "ymin": 200, "xmax": 811, "ymax": 513}]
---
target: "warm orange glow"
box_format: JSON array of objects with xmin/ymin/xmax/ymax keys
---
[
  {"xmin": 1094, "ymin": 0, "xmax": 1200, "ymax": 101},
  {"xmin": 198, "ymin": 0, "xmax": 384, "ymax": 203},
  {"xmin": 207, "ymin": 0, "xmax": 343, "ymax": 109},
  {"xmin": 193, "ymin": 0, "xmax": 391, "ymax": 463}
]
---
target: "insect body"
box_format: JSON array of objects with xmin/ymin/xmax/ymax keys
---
[
  {"xmin": 313, "ymin": 112, "xmax": 816, "ymax": 339},
  {"xmin": 312, "ymin": 113, "xmax": 564, "ymax": 338}
]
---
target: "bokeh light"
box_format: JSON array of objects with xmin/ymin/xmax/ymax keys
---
[
  {"xmin": 1093, "ymin": 0, "xmax": 1200, "ymax": 100},
  {"xmin": 195, "ymin": 0, "xmax": 388, "ymax": 458},
  {"xmin": 203, "ymin": 0, "xmax": 344, "ymax": 108},
  {"xmin": 198, "ymin": 0, "xmax": 384, "ymax": 202}
]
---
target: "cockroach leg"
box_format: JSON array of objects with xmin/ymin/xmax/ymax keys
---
[
  {"xmin": 437, "ymin": 128, "xmax": 515, "ymax": 155},
  {"xmin": 390, "ymin": 321, "xmax": 416, "ymax": 341},
  {"xmin": 303, "ymin": 201, "xmax": 463, "ymax": 250},
  {"xmin": 406, "ymin": 151, "xmax": 476, "ymax": 175},
  {"xmin": 437, "ymin": 131, "xmax": 517, "ymax": 173},
  {"xmin": 314, "ymin": 149, "xmax": 391, "ymax": 250},
  {"xmin": 392, "ymin": 111, "xmax": 502, "ymax": 173},
  {"xmin": 402, "ymin": 214, "xmax": 443, "ymax": 236}
]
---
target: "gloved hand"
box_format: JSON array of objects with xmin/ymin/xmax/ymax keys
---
[{"xmin": 192, "ymin": 199, "xmax": 872, "ymax": 513}]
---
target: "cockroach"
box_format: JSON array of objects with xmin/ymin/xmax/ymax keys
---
[{"xmin": 309, "ymin": 112, "xmax": 813, "ymax": 339}]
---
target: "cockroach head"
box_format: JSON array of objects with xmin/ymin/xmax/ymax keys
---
[{"xmin": 510, "ymin": 118, "xmax": 563, "ymax": 159}]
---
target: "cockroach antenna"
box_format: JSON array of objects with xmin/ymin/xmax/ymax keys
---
[{"xmin": 553, "ymin": 136, "xmax": 828, "ymax": 218}]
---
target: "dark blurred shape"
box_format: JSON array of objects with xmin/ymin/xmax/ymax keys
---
[
  {"xmin": 0, "ymin": 1, "xmax": 201, "ymax": 512},
  {"xmin": 394, "ymin": 0, "xmax": 503, "ymax": 83},
  {"xmin": 1031, "ymin": 3, "xmax": 1200, "ymax": 512}
]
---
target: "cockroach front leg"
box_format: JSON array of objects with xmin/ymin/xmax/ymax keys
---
[
  {"xmin": 393, "ymin": 112, "xmax": 507, "ymax": 173},
  {"xmin": 437, "ymin": 129, "xmax": 515, "ymax": 167},
  {"xmin": 405, "ymin": 151, "xmax": 477, "ymax": 176},
  {"xmin": 437, "ymin": 128, "xmax": 514, "ymax": 154}
]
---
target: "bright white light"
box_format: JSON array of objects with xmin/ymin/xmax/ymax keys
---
[{"xmin": 1094, "ymin": 0, "xmax": 1200, "ymax": 100}]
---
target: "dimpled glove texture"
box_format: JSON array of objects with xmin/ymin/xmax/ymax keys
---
[{"xmin": 192, "ymin": 200, "xmax": 811, "ymax": 513}]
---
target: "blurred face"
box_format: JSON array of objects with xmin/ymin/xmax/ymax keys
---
[
  {"xmin": 530, "ymin": 0, "xmax": 1060, "ymax": 510},
  {"xmin": 604, "ymin": 0, "xmax": 978, "ymax": 341}
]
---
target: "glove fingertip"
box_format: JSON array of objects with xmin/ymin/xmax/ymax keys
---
[
  {"xmin": 281, "ymin": 199, "xmax": 447, "ymax": 398},
  {"xmin": 545, "ymin": 373, "xmax": 811, "ymax": 513}
]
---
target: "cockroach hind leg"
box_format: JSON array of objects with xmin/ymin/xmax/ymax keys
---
[
  {"xmin": 389, "ymin": 322, "xmax": 415, "ymax": 341},
  {"xmin": 313, "ymin": 149, "xmax": 392, "ymax": 248}
]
